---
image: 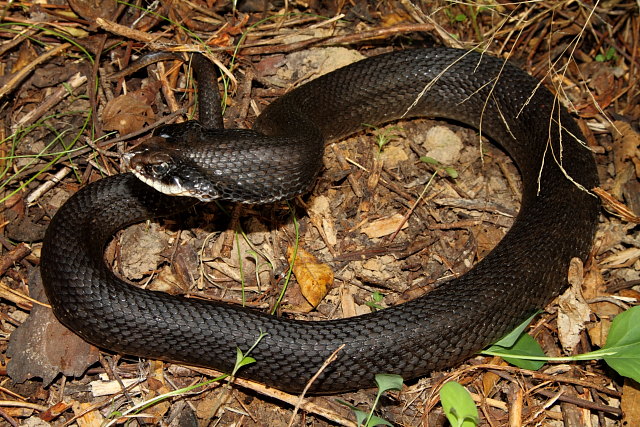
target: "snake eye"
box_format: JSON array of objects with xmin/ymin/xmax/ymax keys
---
[{"xmin": 149, "ymin": 161, "xmax": 170, "ymax": 177}]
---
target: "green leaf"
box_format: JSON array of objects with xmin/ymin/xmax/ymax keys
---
[
  {"xmin": 337, "ymin": 400, "xmax": 393, "ymax": 427},
  {"xmin": 440, "ymin": 382, "xmax": 479, "ymax": 427},
  {"xmin": 419, "ymin": 156, "xmax": 441, "ymax": 165},
  {"xmin": 366, "ymin": 292, "xmax": 385, "ymax": 310},
  {"xmin": 455, "ymin": 13, "xmax": 467, "ymax": 22},
  {"xmin": 492, "ymin": 311, "xmax": 540, "ymax": 348},
  {"xmin": 365, "ymin": 415, "xmax": 394, "ymax": 426},
  {"xmin": 600, "ymin": 306, "xmax": 640, "ymax": 382},
  {"xmin": 374, "ymin": 374, "xmax": 403, "ymax": 393},
  {"xmin": 353, "ymin": 408, "xmax": 367, "ymax": 426},
  {"xmin": 489, "ymin": 333, "xmax": 546, "ymax": 371},
  {"xmin": 234, "ymin": 348, "xmax": 257, "ymax": 371},
  {"xmin": 444, "ymin": 166, "xmax": 459, "ymax": 179},
  {"xmin": 484, "ymin": 312, "xmax": 545, "ymax": 370}
]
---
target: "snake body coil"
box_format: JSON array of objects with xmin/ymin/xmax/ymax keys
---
[{"xmin": 40, "ymin": 48, "xmax": 599, "ymax": 393}]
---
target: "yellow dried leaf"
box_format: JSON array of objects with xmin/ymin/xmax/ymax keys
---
[{"xmin": 287, "ymin": 247, "xmax": 333, "ymax": 308}]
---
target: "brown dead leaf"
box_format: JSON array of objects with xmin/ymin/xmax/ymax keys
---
[
  {"xmin": 381, "ymin": 11, "xmax": 412, "ymax": 26},
  {"xmin": 587, "ymin": 318, "xmax": 611, "ymax": 349},
  {"xmin": 143, "ymin": 360, "xmax": 171, "ymax": 422},
  {"xmin": 481, "ymin": 358, "xmax": 509, "ymax": 396},
  {"xmin": 380, "ymin": 144, "xmax": 409, "ymax": 168},
  {"xmin": 39, "ymin": 401, "xmax": 73, "ymax": 422},
  {"xmin": 361, "ymin": 213, "xmax": 408, "ymax": 238},
  {"xmin": 118, "ymin": 223, "xmax": 171, "ymax": 280},
  {"xmin": 7, "ymin": 271, "xmax": 99, "ymax": 385},
  {"xmin": 102, "ymin": 86, "xmax": 158, "ymax": 135},
  {"xmin": 14, "ymin": 42, "xmax": 38, "ymax": 73},
  {"xmin": 622, "ymin": 379, "xmax": 640, "ymax": 426},
  {"xmin": 594, "ymin": 187, "xmax": 640, "ymax": 224},
  {"xmin": 557, "ymin": 258, "xmax": 592, "ymax": 353},
  {"xmin": 68, "ymin": 0, "xmax": 118, "ymax": 22},
  {"xmin": 148, "ymin": 265, "xmax": 186, "ymax": 295},
  {"xmin": 287, "ymin": 246, "xmax": 333, "ymax": 308},
  {"xmin": 613, "ymin": 120, "xmax": 640, "ymax": 178},
  {"xmin": 583, "ymin": 260, "xmax": 620, "ymax": 347},
  {"xmin": 600, "ymin": 247, "xmax": 640, "ymax": 267},
  {"xmin": 308, "ymin": 195, "xmax": 337, "ymax": 246},
  {"xmin": 340, "ymin": 284, "xmax": 371, "ymax": 318},
  {"xmin": 72, "ymin": 401, "xmax": 104, "ymax": 426},
  {"xmin": 472, "ymin": 224, "xmax": 504, "ymax": 259}
]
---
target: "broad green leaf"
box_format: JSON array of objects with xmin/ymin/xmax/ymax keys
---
[
  {"xmin": 502, "ymin": 334, "xmax": 545, "ymax": 371},
  {"xmin": 602, "ymin": 306, "xmax": 640, "ymax": 348},
  {"xmin": 374, "ymin": 374, "xmax": 403, "ymax": 393},
  {"xmin": 492, "ymin": 333, "xmax": 546, "ymax": 370},
  {"xmin": 440, "ymin": 382, "xmax": 479, "ymax": 427},
  {"xmin": 492, "ymin": 311, "xmax": 539, "ymax": 348},
  {"xmin": 600, "ymin": 306, "xmax": 640, "ymax": 382},
  {"xmin": 353, "ymin": 408, "xmax": 367, "ymax": 426}
]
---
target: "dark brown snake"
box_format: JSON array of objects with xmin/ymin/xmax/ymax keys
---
[{"xmin": 40, "ymin": 48, "xmax": 599, "ymax": 393}]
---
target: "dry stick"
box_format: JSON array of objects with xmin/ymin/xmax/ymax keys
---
[
  {"xmin": 508, "ymin": 383, "xmax": 524, "ymax": 427},
  {"xmin": 243, "ymin": 13, "xmax": 345, "ymax": 48},
  {"xmin": 0, "ymin": 42, "xmax": 71, "ymax": 101},
  {"xmin": 330, "ymin": 145, "xmax": 364, "ymax": 198},
  {"xmin": 0, "ymin": 400, "xmax": 48, "ymax": 412},
  {"xmin": 287, "ymin": 344, "xmax": 347, "ymax": 427},
  {"xmin": 26, "ymin": 166, "xmax": 72, "ymax": 205},
  {"xmin": 95, "ymin": 17, "xmax": 161, "ymax": 43},
  {"xmin": 497, "ymin": 161, "xmax": 521, "ymax": 197},
  {"xmin": 239, "ymin": 23, "xmax": 435, "ymax": 55},
  {"xmin": 0, "ymin": 243, "xmax": 30, "ymax": 277},
  {"xmin": 0, "ymin": 27, "xmax": 38, "ymax": 56},
  {"xmin": 19, "ymin": 107, "xmax": 190, "ymax": 181},
  {"xmin": 423, "ymin": 362, "xmax": 622, "ymax": 418},
  {"xmin": 0, "ymin": 408, "xmax": 18, "ymax": 427},
  {"xmin": 593, "ymin": 187, "xmax": 640, "ymax": 224},
  {"xmin": 387, "ymin": 169, "xmax": 440, "ymax": 243},
  {"xmin": 536, "ymin": 386, "xmax": 622, "ymax": 416},
  {"xmin": 185, "ymin": 366, "xmax": 356, "ymax": 426},
  {"xmin": 11, "ymin": 72, "xmax": 88, "ymax": 132},
  {"xmin": 0, "ymin": 386, "xmax": 27, "ymax": 402}
]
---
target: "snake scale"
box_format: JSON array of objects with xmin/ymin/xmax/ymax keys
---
[{"xmin": 40, "ymin": 48, "xmax": 599, "ymax": 393}]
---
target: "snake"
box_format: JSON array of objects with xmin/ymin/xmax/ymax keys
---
[{"xmin": 40, "ymin": 48, "xmax": 599, "ymax": 393}]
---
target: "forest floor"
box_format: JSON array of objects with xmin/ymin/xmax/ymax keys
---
[{"xmin": 0, "ymin": 1, "xmax": 639, "ymax": 426}]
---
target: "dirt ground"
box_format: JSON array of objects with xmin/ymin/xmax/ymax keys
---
[{"xmin": 0, "ymin": 1, "xmax": 639, "ymax": 426}]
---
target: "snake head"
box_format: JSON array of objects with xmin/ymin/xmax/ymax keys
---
[{"xmin": 124, "ymin": 137, "xmax": 218, "ymax": 201}]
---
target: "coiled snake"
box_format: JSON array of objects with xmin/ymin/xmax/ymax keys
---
[{"xmin": 40, "ymin": 48, "xmax": 599, "ymax": 393}]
